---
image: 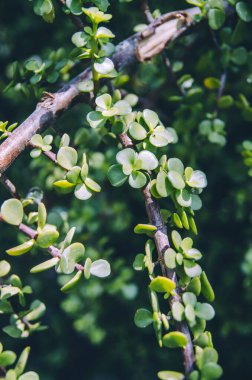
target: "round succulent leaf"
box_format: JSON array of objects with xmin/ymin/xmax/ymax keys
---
[
  {"xmin": 133, "ymin": 253, "xmax": 145, "ymax": 271},
  {"xmin": 1, "ymin": 199, "xmax": 23, "ymax": 226},
  {"xmin": 185, "ymin": 304, "xmax": 195, "ymax": 323},
  {"xmin": 168, "ymin": 158, "xmax": 184, "ymax": 175},
  {"xmin": 182, "ymin": 292, "xmax": 197, "ymax": 306},
  {"xmin": 134, "ymin": 308, "xmax": 153, "ymax": 328},
  {"xmin": 19, "ymin": 372, "xmax": 39, "ymax": 380},
  {"xmin": 164, "ymin": 248, "xmax": 176, "ymax": 269},
  {"xmin": 25, "ymin": 300, "xmax": 46, "ymax": 321},
  {"xmin": 208, "ymin": 8, "xmax": 225, "ymax": 30},
  {"xmin": 129, "ymin": 171, "xmax": 147, "ymax": 188},
  {"xmin": 71, "ymin": 31, "xmax": 88, "ymax": 47},
  {"xmin": 156, "ymin": 170, "xmax": 171, "ymax": 197},
  {"xmin": 30, "ymin": 134, "xmax": 44, "ymax": 147},
  {"xmin": 114, "ymin": 100, "xmax": 132, "ymax": 116},
  {"xmin": 53, "ymin": 180, "xmax": 75, "ymax": 192},
  {"xmin": 171, "ymin": 230, "xmax": 182, "ymax": 251},
  {"xmin": 150, "ymin": 128, "xmax": 173, "ymax": 147},
  {"xmin": 66, "ymin": 166, "xmax": 81, "ymax": 184},
  {"xmin": 168, "ymin": 171, "xmax": 185, "ymax": 190},
  {"xmin": 30, "ymin": 148, "xmax": 42, "ymax": 158},
  {"xmin": 185, "ymin": 248, "xmax": 202, "ymax": 261},
  {"xmin": 149, "ymin": 276, "xmax": 176, "ymax": 294},
  {"xmin": 138, "ymin": 150, "xmax": 158, "ymax": 171},
  {"xmin": 57, "ymin": 147, "xmax": 78, "ymax": 170},
  {"xmin": 30, "ymin": 257, "xmax": 60, "ymax": 273},
  {"xmin": 195, "ymin": 302, "xmax": 215, "ymax": 321},
  {"xmin": 176, "ymin": 253, "xmax": 184, "ymax": 266},
  {"xmin": 94, "ymin": 57, "xmax": 114, "ymax": 75},
  {"xmin": 95, "ymin": 93, "xmax": 112, "ymax": 110},
  {"xmin": 116, "ymin": 148, "xmax": 136, "ymax": 166},
  {"xmin": 143, "ymin": 109, "xmax": 159, "ymax": 129},
  {"xmin": 60, "ymin": 242, "xmax": 85, "ymax": 274},
  {"xmin": 176, "ymin": 189, "xmax": 192, "ymax": 207},
  {"xmin": 90, "ymin": 259, "xmax": 111, "ymax": 278},
  {"xmin": 36, "ymin": 225, "xmax": 59, "ymax": 248},
  {"xmin": 173, "ymin": 213, "xmax": 183, "ymax": 229},
  {"xmin": 236, "ymin": 1, "xmax": 252, "ymax": 22},
  {"xmin": 184, "ymin": 260, "xmax": 202, "ymax": 278},
  {"xmin": 191, "ymin": 194, "xmax": 202, "ymax": 211},
  {"xmin": 201, "ymin": 347, "xmax": 219, "ymax": 367},
  {"xmin": 38, "ymin": 202, "xmax": 47, "ymax": 231},
  {"xmin": 61, "ymin": 270, "xmax": 82, "ymax": 292},
  {"xmin": 134, "ymin": 224, "xmax": 157, "ymax": 236},
  {"xmin": 107, "ymin": 165, "xmax": 127, "ymax": 187},
  {"xmin": 14, "ymin": 346, "xmax": 31, "ymax": 377},
  {"xmin": 172, "ymin": 301, "xmax": 185, "ymax": 322},
  {"xmin": 82, "ymin": 7, "xmax": 112, "ymax": 24},
  {"xmin": 0, "ymin": 260, "xmax": 11, "ymax": 277},
  {"xmin": 96, "ymin": 26, "xmax": 115, "ymax": 38},
  {"xmin": 0, "ymin": 351, "xmax": 17, "ymax": 367},
  {"xmin": 6, "ymin": 239, "xmax": 35, "ymax": 256},
  {"xmin": 84, "ymin": 257, "xmax": 92, "ymax": 279},
  {"xmin": 129, "ymin": 122, "xmax": 147, "ymax": 140},
  {"xmin": 162, "ymin": 331, "xmax": 188, "ymax": 348},
  {"xmin": 84, "ymin": 177, "xmax": 101, "ymax": 192},
  {"xmin": 201, "ymin": 271, "xmax": 215, "ymax": 302},
  {"xmin": 87, "ymin": 111, "xmax": 106, "ymax": 129},
  {"xmin": 78, "ymin": 80, "xmax": 94, "ymax": 93},
  {"xmin": 74, "ymin": 183, "xmax": 92, "ymax": 200},
  {"xmin": 180, "ymin": 237, "xmax": 193, "ymax": 252},
  {"xmin": 187, "ymin": 277, "xmax": 201, "ymax": 296},
  {"xmin": 201, "ymin": 363, "xmax": 223, "ymax": 380},
  {"xmin": 186, "ymin": 170, "xmax": 207, "ymax": 189},
  {"xmin": 158, "ymin": 371, "xmax": 185, "ymax": 380}
]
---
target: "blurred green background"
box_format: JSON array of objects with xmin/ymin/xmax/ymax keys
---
[{"xmin": 1, "ymin": 0, "xmax": 252, "ymax": 379}]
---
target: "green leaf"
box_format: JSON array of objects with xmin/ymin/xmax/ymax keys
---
[
  {"xmin": 129, "ymin": 122, "xmax": 147, "ymax": 140},
  {"xmin": 15, "ymin": 347, "xmax": 30, "ymax": 377},
  {"xmin": 150, "ymin": 128, "xmax": 176, "ymax": 147},
  {"xmin": 201, "ymin": 363, "xmax": 223, "ymax": 379},
  {"xmin": 61, "ymin": 270, "xmax": 83, "ymax": 292},
  {"xmin": 84, "ymin": 257, "xmax": 92, "ymax": 279},
  {"xmin": 184, "ymin": 260, "xmax": 202, "ymax": 278},
  {"xmin": 90, "ymin": 259, "xmax": 111, "ymax": 277},
  {"xmin": 108, "ymin": 165, "xmax": 128, "ymax": 187},
  {"xmin": 164, "ymin": 248, "xmax": 176, "ymax": 269},
  {"xmin": 172, "ymin": 302, "xmax": 185, "ymax": 322},
  {"xmin": 30, "ymin": 257, "xmax": 60, "ymax": 273},
  {"xmin": 182, "ymin": 292, "xmax": 197, "ymax": 306},
  {"xmin": 201, "ymin": 347, "xmax": 219, "ymax": 367},
  {"xmin": 133, "ymin": 254, "xmax": 145, "ymax": 271},
  {"xmin": 74, "ymin": 183, "xmax": 93, "ymax": 200},
  {"xmin": 168, "ymin": 158, "xmax": 184, "ymax": 175},
  {"xmin": 19, "ymin": 372, "xmax": 39, "ymax": 380},
  {"xmin": 60, "ymin": 242, "xmax": 85, "ymax": 274},
  {"xmin": 149, "ymin": 276, "xmax": 176, "ymax": 294},
  {"xmin": 66, "ymin": 166, "xmax": 81, "ymax": 184},
  {"xmin": 1, "ymin": 199, "xmax": 23, "ymax": 226},
  {"xmin": 129, "ymin": 171, "xmax": 147, "ymax": 188},
  {"xmin": 6, "ymin": 239, "xmax": 35, "ymax": 256},
  {"xmin": 96, "ymin": 93, "xmax": 112, "ymax": 110},
  {"xmin": 185, "ymin": 304, "xmax": 195, "ymax": 323},
  {"xmin": 156, "ymin": 170, "xmax": 170, "ymax": 197},
  {"xmin": 138, "ymin": 150, "xmax": 158, "ymax": 171},
  {"xmin": 94, "ymin": 57, "xmax": 114, "ymax": 75},
  {"xmin": 36, "ymin": 225, "xmax": 59, "ymax": 248},
  {"xmin": 158, "ymin": 371, "xmax": 185, "ymax": 380},
  {"xmin": 31, "ymin": 134, "xmax": 43, "ymax": 147},
  {"xmin": 236, "ymin": 2, "xmax": 252, "ymax": 22},
  {"xmin": 143, "ymin": 109, "xmax": 159, "ymax": 129},
  {"xmin": 201, "ymin": 272, "xmax": 215, "ymax": 302},
  {"xmin": 134, "ymin": 308, "xmax": 153, "ymax": 328},
  {"xmin": 53, "ymin": 180, "xmax": 75, "ymax": 191},
  {"xmin": 85, "ymin": 177, "xmax": 101, "ymax": 192},
  {"xmin": 208, "ymin": 8, "xmax": 225, "ymax": 30},
  {"xmin": 0, "ymin": 351, "xmax": 17, "ymax": 366},
  {"xmin": 38, "ymin": 203, "xmax": 46, "ymax": 231},
  {"xmin": 168, "ymin": 171, "xmax": 185, "ymax": 190},
  {"xmin": 5, "ymin": 369, "xmax": 17, "ymax": 380},
  {"xmin": 57, "ymin": 147, "xmax": 78, "ymax": 170},
  {"xmin": 187, "ymin": 277, "xmax": 201, "ymax": 296},
  {"xmin": 114, "ymin": 100, "xmax": 132, "ymax": 116},
  {"xmin": 195, "ymin": 302, "xmax": 215, "ymax": 320},
  {"xmin": 116, "ymin": 148, "xmax": 136, "ymax": 166},
  {"xmin": 71, "ymin": 31, "xmax": 87, "ymax": 47},
  {"xmin": 87, "ymin": 111, "xmax": 106, "ymax": 129},
  {"xmin": 171, "ymin": 230, "xmax": 182, "ymax": 251},
  {"xmin": 96, "ymin": 26, "xmax": 115, "ymax": 38},
  {"xmin": 26, "ymin": 300, "xmax": 46, "ymax": 321},
  {"xmin": 82, "ymin": 7, "xmax": 112, "ymax": 24},
  {"xmin": 66, "ymin": 0, "xmax": 82, "ymax": 15},
  {"xmin": 0, "ymin": 260, "xmax": 11, "ymax": 277},
  {"xmin": 134, "ymin": 224, "xmax": 157, "ymax": 235},
  {"xmin": 176, "ymin": 189, "xmax": 192, "ymax": 207},
  {"xmin": 186, "ymin": 170, "xmax": 207, "ymax": 189},
  {"xmin": 162, "ymin": 331, "xmax": 188, "ymax": 348}
]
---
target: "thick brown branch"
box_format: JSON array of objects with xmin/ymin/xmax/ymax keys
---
[
  {"xmin": 120, "ymin": 133, "xmax": 195, "ymax": 375},
  {"xmin": 0, "ymin": 7, "xmax": 199, "ymax": 175}
]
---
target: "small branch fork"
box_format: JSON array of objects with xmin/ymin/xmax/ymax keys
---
[{"xmin": 119, "ymin": 133, "xmax": 195, "ymax": 375}]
